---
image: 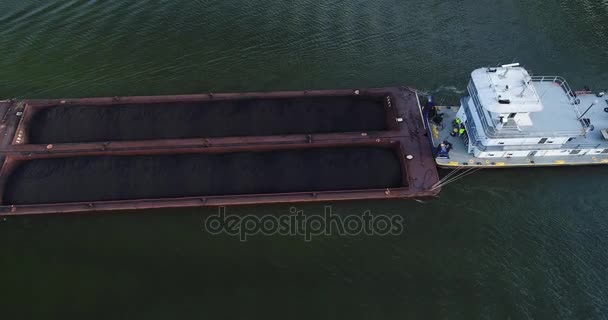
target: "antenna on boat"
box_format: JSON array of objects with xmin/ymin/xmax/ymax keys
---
[
  {"xmin": 578, "ymin": 100, "xmax": 600, "ymax": 120},
  {"xmin": 518, "ymin": 80, "xmax": 528, "ymax": 97},
  {"xmin": 499, "ymin": 63, "xmax": 520, "ymax": 78}
]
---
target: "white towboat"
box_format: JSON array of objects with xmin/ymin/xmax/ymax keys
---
[{"xmin": 426, "ymin": 63, "xmax": 608, "ymax": 168}]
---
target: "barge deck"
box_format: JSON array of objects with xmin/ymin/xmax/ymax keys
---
[{"xmin": 0, "ymin": 87, "xmax": 440, "ymax": 216}]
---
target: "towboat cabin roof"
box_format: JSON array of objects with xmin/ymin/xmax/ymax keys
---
[{"xmin": 471, "ymin": 66, "xmax": 544, "ymax": 113}]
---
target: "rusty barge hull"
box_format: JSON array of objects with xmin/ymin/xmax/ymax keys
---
[{"xmin": 0, "ymin": 87, "xmax": 440, "ymax": 216}]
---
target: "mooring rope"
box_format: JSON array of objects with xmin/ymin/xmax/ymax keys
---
[{"xmin": 430, "ymin": 166, "xmax": 483, "ymax": 190}]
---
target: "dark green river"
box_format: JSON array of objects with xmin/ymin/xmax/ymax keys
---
[{"xmin": 0, "ymin": 0, "xmax": 607, "ymax": 318}]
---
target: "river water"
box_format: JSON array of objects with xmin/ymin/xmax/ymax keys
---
[{"xmin": 0, "ymin": 0, "xmax": 607, "ymax": 318}]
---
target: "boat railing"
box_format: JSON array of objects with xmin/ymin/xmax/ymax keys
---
[
  {"xmin": 564, "ymin": 142, "xmax": 605, "ymax": 149},
  {"xmin": 530, "ymin": 75, "xmax": 578, "ymax": 104},
  {"xmin": 465, "ymin": 82, "xmax": 527, "ymax": 139},
  {"xmin": 461, "ymin": 96, "xmax": 490, "ymax": 151},
  {"xmin": 462, "ymin": 95, "xmax": 584, "ymax": 139},
  {"xmin": 461, "ymin": 95, "xmax": 517, "ymax": 140},
  {"xmin": 480, "ymin": 141, "xmax": 606, "ymax": 154}
]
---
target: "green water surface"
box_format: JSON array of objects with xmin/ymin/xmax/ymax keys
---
[{"xmin": 0, "ymin": 0, "xmax": 607, "ymax": 319}]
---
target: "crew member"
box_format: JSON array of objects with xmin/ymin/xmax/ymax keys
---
[
  {"xmin": 437, "ymin": 143, "xmax": 449, "ymax": 158},
  {"xmin": 444, "ymin": 141, "xmax": 453, "ymax": 151},
  {"xmin": 451, "ymin": 128, "xmax": 458, "ymax": 137}
]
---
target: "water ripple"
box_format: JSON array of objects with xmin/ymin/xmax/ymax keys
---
[{"xmin": 0, "ymin": 3, "xmax": 607, "ymax": 316}]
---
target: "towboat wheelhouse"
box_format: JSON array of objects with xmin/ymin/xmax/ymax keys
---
[{"xmin": 429, "ymin": 63, "xmax": 608, "ymax": 168}]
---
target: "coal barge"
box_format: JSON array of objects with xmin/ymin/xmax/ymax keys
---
[{"xmin": 0, "ymin": 87, "xmax": 440, "ymax": 215}]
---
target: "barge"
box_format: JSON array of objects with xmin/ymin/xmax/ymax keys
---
[
  {"xmin": 428, "ymin": 63, "xmax": 608, "ymax": 168},
  {"xmin": 0, "ymin": 87, "xmax": 440, "ymax": 215}
]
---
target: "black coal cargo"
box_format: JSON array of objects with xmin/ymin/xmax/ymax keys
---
[{"xmin": 28, "ymin": 96, "xmax": 388, "ymax": 143}]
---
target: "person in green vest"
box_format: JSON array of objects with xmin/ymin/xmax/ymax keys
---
[
  {"xmin": 459, "ymin": 127, "xmax": 466, "ymax": 136},
  {"xmin": 453, "ymin": 117, "xmax": 462, "ymax": 129}
]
